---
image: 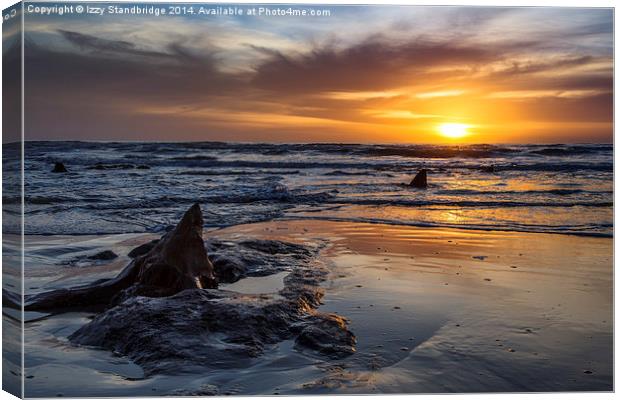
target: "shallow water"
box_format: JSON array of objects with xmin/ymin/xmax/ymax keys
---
[
  {"xmin": 15, "ymin": 220, "xmax": 612, "ymax": 396},
  {"xmin": 4, "ymin": 141, "xmax": 612, "ymax": 395},
  {"xmin": 220, "ymin": 271, "xmax": 289, "ymax": 294},
  {"xmin": 3, "ymin": 142, "xmax": 612, "ymax": 236}
]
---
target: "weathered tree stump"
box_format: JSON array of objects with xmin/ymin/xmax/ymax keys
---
[{"xmin": 25, "ymin": 203, "xmax": 217, "ymax": 312}]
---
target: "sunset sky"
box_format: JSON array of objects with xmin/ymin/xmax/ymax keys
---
[{"xmin": 5, "ymin": 4, "xmax": 613, "ymax": 143}]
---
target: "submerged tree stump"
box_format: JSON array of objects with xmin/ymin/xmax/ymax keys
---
[
  {"xmin": 52, "ymin": 162, "xmax": 68, "ymax": 173},
  {"xmin": 409, "ymin": 169, "xmax": 428, "ymax": 188}
]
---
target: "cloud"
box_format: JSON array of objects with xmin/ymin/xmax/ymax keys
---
[
  {"xmin": 251, "ymin": 37, "xmax": 499, "ymax": 93},
  {"xmin": 58, "ymin": 29, "xmax": 172, "ymax": 59},
  {"xmin": 20, "ymin": 9, "xmax": 613, "ymax": 143}
]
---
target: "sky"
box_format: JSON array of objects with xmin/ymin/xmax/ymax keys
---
[{"xmin": 4, "ymin": 3, "xmax": 614, "ymax": 143}]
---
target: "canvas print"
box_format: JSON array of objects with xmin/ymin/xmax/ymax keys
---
[{"xmin": 2, "ymin": 2, "xmax": 614, "ymax": 397}]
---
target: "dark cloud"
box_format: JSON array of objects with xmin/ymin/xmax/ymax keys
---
[
  {"xmin": 495, "ymin": 56, "xmax": 594, "ymax": 76},
  {"xmin": 507, "ymin": 92, "xmax": 612, "ymax": 123},
  {"xmin": 26, "ymin": 31, "xmax": 241, "ymax": 107},
  {"xmin": 59, "ymin": 29, "xmax": 172, "ymax": 59},
  {"xmin": 251, "ymin": 38, "xmax": 499, "ymax": 93},
  {"xmin": 3, "ymin": 34, "xmax": 22, "ymax": 143},
  {"xmin": 58, "ymin": 29, "xmax": 218, "ymax": 66}
]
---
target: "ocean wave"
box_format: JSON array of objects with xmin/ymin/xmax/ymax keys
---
[
  {"xmin": 22, "ymin": 185, "xmax": 335, "ymax": 210},
  {"xmin": 356, "ymin": 145, "xmax": 521, "ymax": 159},
  {"xmin": 528, "ymin": 144, "xmax": 612, "ymax": 156},
  {"xmin": 153, "ymin": 159, "xmax": 613, "ymax": 173},
  {"xmin": 7, "ymin": 141, "xmax": 613, "ymax": 238},
  {"xmin": 179, "ymin": 169, "xmax": 301, "ymax": 176}
]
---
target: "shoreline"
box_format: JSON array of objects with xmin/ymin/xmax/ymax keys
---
[
  {"xmin": 12, "ymin": 211, "xmax": 615, "ymax": 239},
  {"xmin": 14, "ymin": 219, "xmax": 613, "ymax": 395}
]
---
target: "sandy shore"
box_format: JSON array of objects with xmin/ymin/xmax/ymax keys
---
[
  {"xmin": 209, "ymin": 220, "xmax": 613, "ymax": 393},
  {"xmin": 15, "ymin": 220, "xmax": 613, "ymax": 395}
]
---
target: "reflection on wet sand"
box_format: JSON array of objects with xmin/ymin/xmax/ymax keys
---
[{"xmin": 18, "ymin": 220, "xmax": 612, "ymax": 395}]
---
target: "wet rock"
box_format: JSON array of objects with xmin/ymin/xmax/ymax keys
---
[
  {"xmin": 409, "ymin": 169, "xmax": 427, "ymax": 188},
  {"xmin": 210, "ymin": 254, "xmax": 246, "ymax": 283},
  {"xmin": 127, "ymin": 240, "xmax": 159, "ymax": 258},
  {"xmin": 295, "ymin": 314, "xmax": 357, "ymax": 358},
  {"xmin": 70, "ymin": 255, "xmax": 354, "ymax": 374},
  {"xmin": 61, "ymin": 250, "xmax": 119, "ymax": 267},
  {"xmin": 206, "ymin": 238, "xmax": 316, "ymax": 278},
  {"xmin": 240, "ymin": 239, "xmax": 313, "ymax": 257},
  {"xmin": 52, "ymin": 162, "xmax": 68, "ymax": 173}
]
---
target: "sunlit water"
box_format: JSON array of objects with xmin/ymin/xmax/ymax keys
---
[
  {"xmin": 5, "ymin": 221, "xmax": 611, "ymax": 396},
  {"xmin": 2, "ymin": 141, "xmax": 613, "ymax": 236},
  {"xmin": 1, "ymin": 142, "xmax": 612, "ymax": 395}
]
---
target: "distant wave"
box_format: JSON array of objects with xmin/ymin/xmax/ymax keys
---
[
  {"xmin": 127, "ymin": 159, "xmax": 613, "ymax": 173},
  {"xmin": 5, "ymin": 141, "xmax": 612, "ymax": 237}
]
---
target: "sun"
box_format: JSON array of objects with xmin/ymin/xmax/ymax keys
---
[{"xmin": 438, "ymin": 123, "xmax": 471, "ymax": 139}]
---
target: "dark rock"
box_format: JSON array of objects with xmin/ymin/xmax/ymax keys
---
[
  {"xmin": 409, "ymin": 169, "xmax": 427, "ymax": 188},
  {"xmin": 61, "ymin": 250, "xmax": 119, "ymax": 267},
  {"xmin": 69, "ymin": 247, "xmax": 354, "ymax": 374},
  {"xmin": 239, "ymin": 239, "xmax": 313, "ymax": 257},
  {"xmin": 127, "ymin": 240, "xmax": 159, "ymax": 258},
  {"xmin": 210, "ymin": 254, "xmax": 246, "ymax": 283},
  {"xmin": 52, "ymin": 162, "xmax": 68, "ymax": 173},
  {"xmin": 480, "ymin": 165, "xmax": 496, "ymax": 173},
  {"xmin": 295, "ymin": 313, "xmax": 356, "ymax": 357},
  {"xmin": 87, "ymin": 250, "xmax": 118, "ymax": 261},
  {"xmin": 206, "ymin": 238, "xmax": 317, "ymax": 278}
]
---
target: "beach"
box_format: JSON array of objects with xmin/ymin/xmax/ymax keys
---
[
  {"xmin": 0, "ymin": 141, "xmax": 612, "ymax": 395},
  {"xmin": 11, "ymin": 219, "xmax": 612, "ymax": 396}
]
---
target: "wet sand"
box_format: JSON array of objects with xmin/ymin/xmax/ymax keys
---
[{"xmin": 16, "ymin": 221, "xmax": 613, "ymax": 395}]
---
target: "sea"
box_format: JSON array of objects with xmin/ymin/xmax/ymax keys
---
[
  {"xmin": 1, "ymin": 141, "xmax": 613, "ymax": 396},
  {"xmin": 2, "ymin": 141, "xmax": 613, "ymax": 237}
]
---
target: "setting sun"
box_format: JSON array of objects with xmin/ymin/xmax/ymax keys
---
[{"xmin": 438, "ymin": 123, "xmax": 471, "ymax": 139}]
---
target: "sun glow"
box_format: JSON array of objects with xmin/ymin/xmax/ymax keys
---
[{"xmin": 438, "ymin": 123, "xmax": 471, "ymax": 139}]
